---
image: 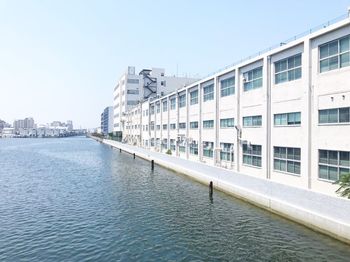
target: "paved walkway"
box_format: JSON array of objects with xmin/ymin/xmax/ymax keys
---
[{"xmin": 100, "ymin": 138, "xmax": 350, "ymax": 243}]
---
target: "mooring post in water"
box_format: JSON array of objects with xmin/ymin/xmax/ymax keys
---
[
  {"xmin": 119, "ymin": 148, "xmax": 121, "ymax": 153},
  {"xmin": 209, "ymin": 181, "xmax": 213, "ymax": 196},
  {"xmin": 151, "ymin": 160, "xmax": 154, "ymax": 170},
  {"xmin": 133, "ymin": 153, "xmax": 135, "ymax": 159}
]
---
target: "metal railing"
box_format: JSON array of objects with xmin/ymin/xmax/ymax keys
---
[{"xmin": 201, "ymin": 13, "xmax": 349, "ymax": 79}]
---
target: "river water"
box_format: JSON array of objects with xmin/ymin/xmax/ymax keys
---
[{"xmin": 0, "ymin": 137, "xmax": 349, "ymax": 261}]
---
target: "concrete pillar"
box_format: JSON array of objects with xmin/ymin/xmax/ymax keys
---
[
  {"xmin": 235, "ymin": 69, "xmax": 241, "ymax": 173},
  {"xmin": 305, "ymin": 39, "xmax": 313, "ymax": 190},
  {"xmin": 199, "ymin": 84, "xmax": 203, "ymax": 161},
  {"xmin": 214, "ymin": 76, "xmax": 220, "ymax": 166},
  {"xmin": 264, "ymin": 55, "xmax": 272, "ymax": 180}
]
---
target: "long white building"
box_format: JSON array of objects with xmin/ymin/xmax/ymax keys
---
[
  {"xmin": 113, "ymin": 66, "xmax": 197, "ymax": 132},
  {"xmin": 120, "ymin": 14, "xmax": 350, "ymax": 197}
]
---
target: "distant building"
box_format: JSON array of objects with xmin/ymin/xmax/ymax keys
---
[
  {"xmin": 101, "ymin": 106, "xmax": 113, "ymax": 135},
  {"xmin": 0, "ymin": 119, "xmax": 10, "ymax": 130},
  {"xmin": 66, "ymin": 120, "xmax": 73, "ymax": 131},
  {"xmin": 51, "ymin": 121, "xmax": 63, "ymax": 127},
  {"xmin": 113, "ymin": 66, "xmax": 197, "ymax": 132},
  {"xmin": 24, "ymin": 117, "xmax": 34, "ymax": 129},
  {"xmin": 13, "ymin": 117, "xmax": 35, "ymax": 130},
  {"xmin": 1, "ymin": 127, "xmax": 15, "ymax": 138}
]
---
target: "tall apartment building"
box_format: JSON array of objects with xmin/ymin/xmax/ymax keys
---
[
  {"xmin": 121, "ymin": 14, "xmax": 350, "ymax": 197},
  {"xmin": 13, "ymin": 117, "xmax": 35, "ymax": 130},
  {"xmin": 101, "ymin": 106, "xmax": 114, "ymax": 135},
  {"xmin": 113, "ymin": 66, "xmax": 197, "ymax": 132}
]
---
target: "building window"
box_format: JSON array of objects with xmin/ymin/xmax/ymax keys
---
[
  {"xmin": 274, "ymin": 147, "xmax": 301, "ymax": 175},
  {"xmin": 274, "ymin": 112, "xmax": 301, "ymax": 126},
  {"xmin": 179, "ymin": 122, "xmax": 186, "ymax": 129},
  {"xmin": 220, "ymin": 143, "xmax": 234, "ymax": 161},
  {"xmin": 203, "ymin": 120, "xmax": 214, "ymax": 129},
  {"xmin": 319, "ymin": 107, "xmax": 350, "ymax": 124},
  {"xmin": 243, "ymin": 115, "xmax": 262, "ymax": 127},
  {"xmin": 220, "ymin": 118, "xmax": 234, "ymax": 128},
  {"xmin": 190, "ymin": 142, "xmax": 198, "ymax": 155},
  {"xmin": 170, "ymin": 123, "xmax": 176, "ymax": 130},
  {"xmin": 319, "ymin": 150, "xmax": 350, "ymax": 181},
  {"xmin": 179, "ymin": 145, "xmax": 186, "ymax": 153},
  {"xmin": 170, "ymin": 139, "xmax": 176, "ymax": 151},
  {"xmin": 162, "ymin": 139, "xmax": 168, "ymax": 150},
  {"xmin": 320, "ymin": 35, "xmax": 350, "ymax": 73},
  {"xmin": 162, "ymin": 124, "xmax": 167, "ymax": 130},
  {"xmin": 127, "ymin": 89, "xmax": 139, "ymax": 94},
  {"xmin": 163, "ymin": 101, "xmax": 168, "ymax": 112},
  {"xmin": 127, "ymin": 79, "xmax": 139, "ymax": 84},
  {"xmin": 190, "ymin": 90, "xmax": 198, "ymax": 105},
  {"xmin": 156, "ymin": 125, "xmax": 160, "ymax": 130},
  {"xmin": 156, "ymin": 103, "xmax": 160, "ymax": 113},
  {"xmin": 203, "ymin": 141, "xmax": 214, "ymax": 158},
  {"xmin": 179, "ymin": 94, "xmax": 186, "ymax": 108},
  {"xmin": 150, "ymin": 122, "xmax": 154, "ymax": 131},
  {"xmin": 243, "ymin": 144, "xmax": 262, "ymax": 167},
  {"xmin": 150, "ymin": 105, "xmax": 155, "ymax": 115},
  {"xmin": 203, "ymin": 84, "xmax": 214, "ymax": 102},
  {"xmin": 220, "ymin": 77, "xmax": 235, "ymax": 97},
  {"xmin": 127, "ymin": 101, "xmax": 138, "ymax": 105},
  {"xmin": 243, "ymin": 67, "xmax": 263, "ymax": 91},
  {"xmin": 170, "ymin": 98, "xmax": 176, "ymax": 110},
  {"xmin": 275, "ymin": 54, "xmax": 302, "ymax": 84},
  {"xmin": 190, "ymin": 121, "xmax": 198, "ymax": 129}
]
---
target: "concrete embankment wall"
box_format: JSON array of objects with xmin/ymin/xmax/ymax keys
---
[{"xmin": 95, "ymin": 138, "xmax": 350, "ymax": 244}]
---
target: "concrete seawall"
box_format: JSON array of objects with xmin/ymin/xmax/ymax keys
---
[{"xmin": 97, "ymin": 138, "xmax": 350, "ymax": 244}]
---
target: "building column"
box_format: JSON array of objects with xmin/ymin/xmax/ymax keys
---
[
  {"xmin": 214, "ymin": 76, "xmax": 220, "ymax": 166},
  {"xmin": 265, "ymin": 55, "xmax": 272, "ymax": 180},
  {"xmin": 199, "ymin": 84, "xmax": 203, "ymax": 161},
  {"xmin": 235, "ymin": 69, "xmax": 241, "ymax": 173}
]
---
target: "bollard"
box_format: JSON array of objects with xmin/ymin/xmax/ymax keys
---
[
  {"xmin": 119, "ymin": 148, "xmax": 121, "ymax": 153},
  {"xmin": 133, "ymin": 153, "xmax": 135, "ymax": 159},
  {"xmin": 209, "ymin": 181, "xmax": 213, "ymax": 196},
  {"xmin": 151, "ymin": 160, "xmax": 154, "ymax": 170}
]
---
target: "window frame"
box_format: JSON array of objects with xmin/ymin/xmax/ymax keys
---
[
  {"xmin": 220, "ymin": 77, "xmax": 235, "ymax": 97},
  {"xmin": 243, "ymin": 115, "xmax": 262, "ymax": 127},
  {"xmin": 274, "ymin": 54, "xmax": 302, "ymax": 84},
  {"xmin": 243, "ymin": 67, "xmax": 263, "ymax": 91},
  {"xmin": 273, "ymin": 146, "xmax": 301, "ymax": 175},
  {"xmin": 242, "ymin": 144, "xmax": 262, "ymax": 167},
  {"xmin": 318, "ymin": 149, "xmax": 350, "ymax": 182},
  {"xmin": 190, "ymin": 89, "xmax": 198, "ymax": 105},
  {"xmin": 203, "ymin": 84, "xmax": 214, "ymax": 102},
  {"xmin": 203, "ymin": 120, "xmax": 214, "ymax": 129},
  {"xmin": 319, "ymin": 35, "xmax": 350, "ymax": 73}
]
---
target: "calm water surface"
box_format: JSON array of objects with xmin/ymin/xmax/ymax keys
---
[{"xmin": 0, "ymin": 137, "xmax": 349, "ymax": 261}]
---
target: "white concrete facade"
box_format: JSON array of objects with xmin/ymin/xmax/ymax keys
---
[
  {"xmin": 121, "ymin": 17, "xmax": 350, "ymax": 197},
  {"xmin": 113, "ymin": 66, "xmax": 196, "ymax": 133}
]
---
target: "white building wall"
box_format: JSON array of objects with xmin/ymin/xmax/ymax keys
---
[{"xmin": 117, "ymin": 17, "xmax": 350, "ymax": 198}]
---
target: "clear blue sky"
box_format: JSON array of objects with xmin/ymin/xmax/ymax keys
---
[{"xmin": 0, "ymin": 0, "xmax": 349, "ymax": 128}]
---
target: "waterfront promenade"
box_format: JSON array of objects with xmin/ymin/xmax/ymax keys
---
[{"xmin": 100, "ymin": 138, "xmax": 350, "ymax": 244}]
